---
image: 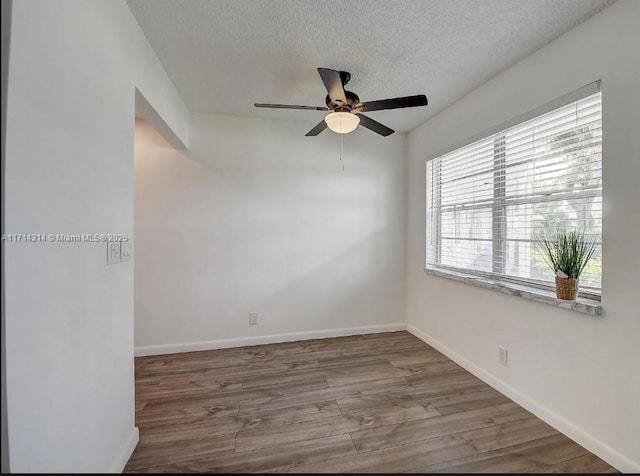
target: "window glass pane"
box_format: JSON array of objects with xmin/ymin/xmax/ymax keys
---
[
  {"xmin": 441, "ymin": 171, "xmax": 493, "ymax": 206},
  {"xmin": 440, "ymin": 239, "xmax": 492, "ymax": 272},
  {"xmin": 426, "ymin": 90, "xmax": 602, "ymax": 292},
  {"xmin": 441, "ymin": 208, "xmax": 492, "ymax": 240}
]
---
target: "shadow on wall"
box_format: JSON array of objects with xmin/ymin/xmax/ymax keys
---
[
  {"xmin": 256, "ymin": 225, "xmax": 402, "ymax": 333},
  {"xmin": 133, "ymin": 118, "xmax": 401, "ymax": 344}
]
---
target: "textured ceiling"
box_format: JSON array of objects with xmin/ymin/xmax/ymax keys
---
[{"xmin": 127, "ymin": 0, "xmax": 614, "ymax": 133}]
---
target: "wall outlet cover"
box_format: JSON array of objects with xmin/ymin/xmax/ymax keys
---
[
  {"xmin": 499, "ymin": 346, "xmax": 509, "ymax": 366},
  {"xmin": 249, "ymin": 312, "xmax": 259, "ymax": 325}
]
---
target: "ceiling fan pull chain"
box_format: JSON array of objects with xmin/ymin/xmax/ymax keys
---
[{"xmin": 340, "ymin": 130, "xmax": 345, "ymax": 171}]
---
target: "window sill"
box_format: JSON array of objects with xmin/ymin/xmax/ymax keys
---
[{"xmin": 423, "ymin": 267, "xmax": 602, "ymax": 316}]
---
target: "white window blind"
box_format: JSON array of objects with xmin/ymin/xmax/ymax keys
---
[{"xmin": 426, "ymin": 90, "xmax": 602, "ymax": 293}]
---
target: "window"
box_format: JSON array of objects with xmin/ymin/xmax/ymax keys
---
[{"xmin": 426, "ymin": 86, "xmax": 602, "ymax": 295}]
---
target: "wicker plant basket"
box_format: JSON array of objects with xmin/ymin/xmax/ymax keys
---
[{"xmin": 555, "ymin": 277, "xmax": 579, "ymax": 300}]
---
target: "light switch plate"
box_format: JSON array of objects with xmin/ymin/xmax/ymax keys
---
[
  {"xmin": 107, "ymin": 241, "xmax": 121, "ymax": 265},
  {"xmin": 120, "ymin": 241, "xmax": 132, "ymax": 262}
]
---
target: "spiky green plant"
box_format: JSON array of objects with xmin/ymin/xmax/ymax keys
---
[{"xmin": 535, "ymin": 229, "xmax": 599, "ymax": 279}]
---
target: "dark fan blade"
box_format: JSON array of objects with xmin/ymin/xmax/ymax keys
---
[
  {"xmin": 305, "ymin": 120, "xmax": 328, "ymax": 136},
  {"xmin": 255, "ymin": 103, "xmax": 328, "ymax": 111},
  {"xmin": 317, "ymin": 68, "xmax": 347, "ymax": 106},
  {"xmin": 360, "ymin": 94, "xmax": 428, "ymax": 112},
  {"xmin": 356, "ymin": 113, "xmax": 394, "ymax": 137}
]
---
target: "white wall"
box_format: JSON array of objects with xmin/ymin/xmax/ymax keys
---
[
  {"xmin": 4, "ymin": 0, "xmax": 188, "ymax": 472},
  {"xmin": 406, "ymin": 0, "xmax": 640, "ymax": 471},
  {"xmin": 134, "ymin": 114, "xmax": 407, "ymax": 353},
  {"xmin": 1, "ymin": 0, "xmax": 13, "ymax": 472}
]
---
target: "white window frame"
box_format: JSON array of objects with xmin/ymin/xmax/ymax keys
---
[{"xmin": 425, "ymin": 81, "xmax": 602, "ymax": 302}]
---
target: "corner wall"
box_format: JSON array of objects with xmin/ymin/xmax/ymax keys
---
[
  {"xmin": 1, "ymin": 0, "xmax": 13, "ymax": 472},
  {"xmin": 406, "ymin": 0, "xmax": 640, "ymax": 471},
  {"xmin": 3, "ymin": 0, "xmax": 188, "ymax": 471},
  {"xmin": 133, "ymin": 114, "xmax": 407, "ymax": 353}
]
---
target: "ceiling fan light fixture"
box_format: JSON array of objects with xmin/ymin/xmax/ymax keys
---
[
  {"xmin": 255, "ymin": 67, "xmax": 427, "ymax": 137},
  {"xmin": 324, "ymin": 112, "xmax": 360, "ymax": 134}
]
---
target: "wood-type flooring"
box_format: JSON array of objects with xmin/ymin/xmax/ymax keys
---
[{"xmin": 125, "ymin": 331, "xmax": 617, "ymax": 473}]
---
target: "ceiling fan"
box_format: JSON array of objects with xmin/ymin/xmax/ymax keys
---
[{"xmin": 254, "ymin": 68, "xmax": 428, "ymax": 137}]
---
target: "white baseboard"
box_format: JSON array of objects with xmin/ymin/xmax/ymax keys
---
[
  {"xmin": 407, "ymin": 324, "xmax": 639, "ymax": 474},
  {"xmin": 135, "ymin": 323, "xmax": 407, "ymax": 357},
  {"xmin": 110, "ymin": 426, "xmax": 139, "ymax": 473}
]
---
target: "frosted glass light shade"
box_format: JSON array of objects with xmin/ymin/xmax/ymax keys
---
[{"xmin": 324, "ymin": 112, "xmax": 360, "ymax": 134}]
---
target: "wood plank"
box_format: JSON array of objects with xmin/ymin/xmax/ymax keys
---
[
  {"xmin": 460, "ymin": 417, "xmax": 558, "ymax": 453},
  {"xmin": 542, "ymin": 453, "xmax": 619, "ymax": 473},
  {"xmin": 288, "ymin": 434, "xmax": 476, "ymax": 473},
  {"xmin": 361, "ymin": 331, "xmax": 416, "ymax": 340},
  {"xmin": 125, "ymin": 434, "xmax": 235, "ymax": 471},
  {"xmin": 429, "ymin": 387, "xmax": 512, "ymax": 415},
  {"xmin": 143, "ymin": 375, "xmax": 329, "ymax": 412},
  {"xmin": 502, "ymin": 433, "xmax": 590, "ymax": 465},
  {"xmin": 135, "ymin": 349, "xmax": 253, "ymax": 376},
  {"xmin": 135, "ymin": 374, "xmax": 243, "ymax": 401},
  {"xmin": 317, "ymin": 351, "xmax": 397, "ymax": 368},
  {"xmin": 139, "ymin": 419, "xmax": 243, "ymax": 445},
  {"xmin": 132, "ymin": 434, "xmax": 357, "ymax": 473},
  {"xmin": 244, "ymin": 400, "xmax": 343, "ymax": 428},
  {"xmin": 347, "ymin": 401, "xmax": 441, "ymax": 426},
  {"xmin": 236, "ymin": 401, "xmax": 439, "ymax": 453},
  {"xmin": 240, "ymin": 366, "xmax": 327, "ymax": 390},
  {"xmin": 390, "ymin": 359, "xmax": 462, "ymax": 378},
  {"xmin": 350, "ymin": 402, "xmax": 532, "ymax": 453},
  {"xmin": 386, "ymin": 351, "xmax": 448, "ymax": 367},
  {"xmin": 314, "ymin": 346, "xmax": 441, "ymax": 369},
  {"xmin": 405, "ymin": 367, "xmax": 477, "ymax": 387},
  {"xmin": 243, "ymin": 341, "xmax": 312, "ymax": 357},
  {"xmin": 135, "ymin": 346, "xmax": 249, "ymax": 367},
  {"xmin": 336, "ymin": 378, "xmax": 490, "ymax": 414},
  {"xmin": 135, "ymin": 399, "xmax": 147, "ymax": 413},
  {"xmin": 154, "ymin": 357, "xmax": 320, "ymax": 385},
  {"xmin": 371, "ymin": 338, "xmax": 434, "ymax": 353},
  {"xmin": 138, "ymin": 401, "xmax": 342, "ymax": 445},
  {"xmin": 409, "ymin": 447, "xmax": 544, "ymax": 473},
  {"xmin": 323, "ymin": 359, "xmax": 408, "ymax": 387},
  {"xmin": 414, "ymin": 434, "xmax": 613, "ymax": 473},
  {"xmin": 241, "ymin": 358, "xmax": 400, "ymax": 389},
  {"xmin": 238, "ymin": 377, "xmax": 411, "ymax": 414},
  {"xmin": 137, "ymin": 349, "xmax": 320, "ymax": 379},
  {"xmin": 137, "ymin": 401, "xmax": 239, "ymax": 429},
  {"xmin": 236, "ymin": 415, "xmax": 361, "ymax": 453}
]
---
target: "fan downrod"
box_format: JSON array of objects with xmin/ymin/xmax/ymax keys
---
[{"xmin": 339, "ymin": 71, "xmax": 351, "ymax": 86}]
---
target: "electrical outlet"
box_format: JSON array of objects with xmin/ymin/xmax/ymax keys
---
[
  {"xmin": 499, "ymin": 346, "xmax": 508, "ymax": 366},
  {"xmin": 249, "ymin": 312, "xmax": 259, "ymax": 325}
]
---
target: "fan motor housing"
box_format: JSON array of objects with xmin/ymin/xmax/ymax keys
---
[{"xmin": 325, "ymin": 90, "xmax": 360, "ymax": 110}]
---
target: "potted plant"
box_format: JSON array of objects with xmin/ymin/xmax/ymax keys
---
[{"xmin": 535, "ymin": 229, "xmax": 599, "ymax": 300}]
